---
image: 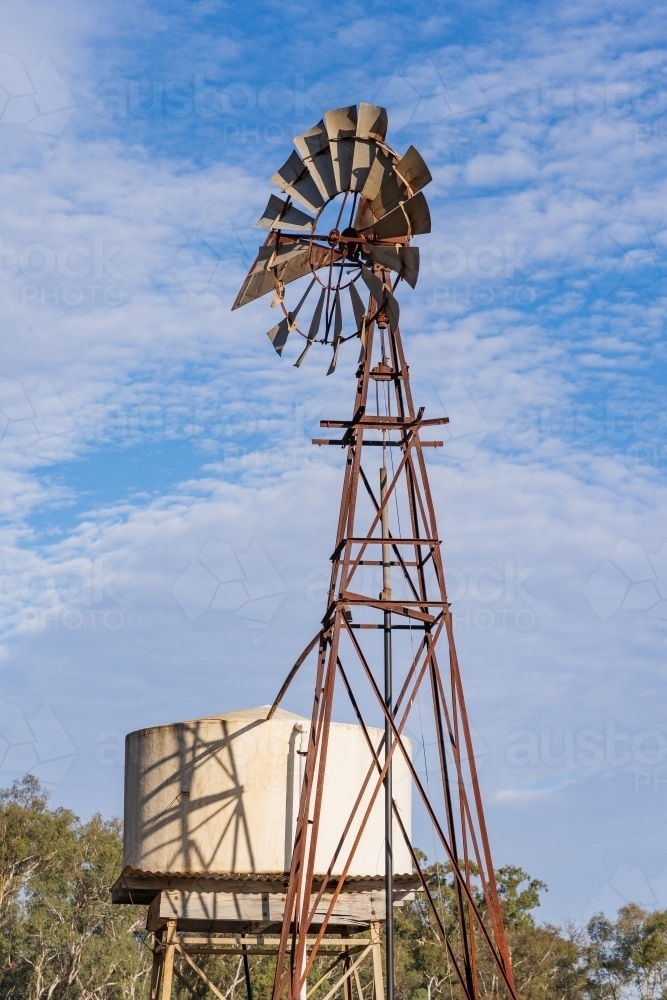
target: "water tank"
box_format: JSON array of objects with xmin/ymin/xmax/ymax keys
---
[{"xmin": 122, "ymin": 706, "xmax": 412, "ymax": 879}]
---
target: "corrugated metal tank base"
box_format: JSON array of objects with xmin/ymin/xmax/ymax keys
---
[{"xmin": 122, "ymin": 705, "xmax": 412, "ymax": 879}]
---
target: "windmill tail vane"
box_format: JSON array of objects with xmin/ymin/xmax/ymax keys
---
[{"xmin": 233, "ymin": 103, "xmax": 517, "ymax": 1000}]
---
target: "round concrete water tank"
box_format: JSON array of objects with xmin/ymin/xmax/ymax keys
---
[{"xmin": 122, "ymin": 706, "xmax": 412, "ymax": 878}]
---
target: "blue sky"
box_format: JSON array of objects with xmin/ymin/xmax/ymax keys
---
[{"xmin": 1, "ymin": 0, "xmax": 667, "ymax": 925}]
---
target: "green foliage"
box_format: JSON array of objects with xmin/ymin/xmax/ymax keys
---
[
  {"xmin": 495, "ymin": 865, "xmax": 548, "ymax": 930},
  {"xmin": 0, "ymin": 775, "xmax": 149, "ymax": 999},
  {"xmin": 586, "ymin": 903, "xmax": 667, "ymax": 1000},
  {"xmin": 392, "ymin": 859, "xmax": 559, "ymax": 1000}
]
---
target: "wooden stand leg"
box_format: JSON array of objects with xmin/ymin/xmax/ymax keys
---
[
  {"xmin": 160, "ymin": 919, "xmax": 177, "ymax": 1000},
  {"xmin": 150, "ymin": 935, "xmax": 162, "ymax": 1000},
  {"xmin": 343, "ymin": 930, "xmax": 353, "ymax": 1000},
  {"xmin": 371, "ymin": 922, "xmax": 385, "ymax": 1000},
  {"xmin": 343, "ymin": 961, "xmax": 354, "ymax": 1000}
]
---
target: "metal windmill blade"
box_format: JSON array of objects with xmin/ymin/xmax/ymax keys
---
[
  {"xmin": 356, "ymin": 101, "xmax": 388, "ymax": 142},
  {"xmin": 294, "ymin": 287, "xmax": 326, "ymax": 368},
  {"xmin": 370, "ymin": 145, "xmax": 432, "ymax": 221},
  {"xmin": 271, "ymin": 151, "xmax": 324, "ymax": 213},
  {"xmin": 232, "ymin": 236, "xmax": 339, "ymax": 311},
  {"xmin": 255, "ymin": 194, "xmax": 316, "ymax": 231},
  {"xmin": 360, "ymin": 264, "xmax": 400, "ymax": 331},
  {"xmin": 326, "ymin": 289, "xmax": 344, "ymax": 375},
  {"xmin": 369, "ymin": 191, "xmax": 432, "ymax": 240},
  {"xmin": 365, "ymin": 245, "xmax": 420, "ymax": 288},
  {"xmin": 351, "ymin": 145, "xmax": 399, "ymax": 231},
  {"xmin": 294, "ymin": 120, "xmax": 338, "ymax": 201},
  {"xmin": 348, "ymin": 280, "xmax": 366, "ymax": 330},
  {"xmin": 266, "ymin": 278, "xmax": 316, "ymax": 355},
  {"xmin": 349, "ymin": 280, "xmax": 368, "ymax": 363},
  {"xmin": 350, "ymin": 103, "xmax": 388, "ymax": 193},
  {"xmin": 324, "ymin": 106, "xmax": 358, "ymax": 193},
  {"xmin": 360, "ymin": 146, "xmax": 398, "ymax": 202}
]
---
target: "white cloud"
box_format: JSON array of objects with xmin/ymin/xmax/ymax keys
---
[{"xmin": 465, "ymin": 150, "xmax": 538, "ymax": 187}]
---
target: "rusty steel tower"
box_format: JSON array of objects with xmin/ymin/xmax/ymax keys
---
[{"xmin": 231, "ymin": 103, "xmax": 517, "ymax": 1000}]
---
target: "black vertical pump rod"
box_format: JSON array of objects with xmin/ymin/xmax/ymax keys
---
[
  {"xmin": 384, "ymin": 604, "xmax": 394, "ymax": 1000},
  {"xmin": 381, "ymin": 449, "xmax": 394, "ymax": 1000}
]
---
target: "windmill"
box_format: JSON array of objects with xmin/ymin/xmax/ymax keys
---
[
  {"xmin": 233, "ymin": 103, "xmax": 428, "ymax": 374},
  {"xmin": 233, "ymin": 103, "xmax": 517, "ymax": 1000}
]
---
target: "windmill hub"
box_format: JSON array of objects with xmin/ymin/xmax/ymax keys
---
[{"xmin": 340, "ymin": 226, "xmax": 361, "ymax": 257}]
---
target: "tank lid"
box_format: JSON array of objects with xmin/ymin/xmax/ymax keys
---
[
  {"xmin": 198, "ymin": 705, "xmax": 307, "ymax": 724},
  {"xmin": 127, "ymin": 705, "xmax": 309, "ymax": 738}
]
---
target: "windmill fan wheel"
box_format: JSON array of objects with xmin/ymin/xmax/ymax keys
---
[{"xmin": 232, "ymin": 102, "xmax": 433, "ymax": 373}]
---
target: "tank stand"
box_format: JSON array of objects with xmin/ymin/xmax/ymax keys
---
[{"xmin": 148, "ymin": 922, "xmax": 385, "ymax": 1000}]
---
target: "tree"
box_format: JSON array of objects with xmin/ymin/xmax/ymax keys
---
[
  {"xmin": 393, "ymin": 857, "xmax": 587, "ymax": 1000},
  {"xmin": 0, "ymin": 776, "xmax": 150, "ymax": 999},
  {"xmin": 495, "ymin": 866, "xmax": 547, "ymax": 930},
  {"xmin": 586, "ymin": 904, "xmax": 667, "ymax": 1000}
]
